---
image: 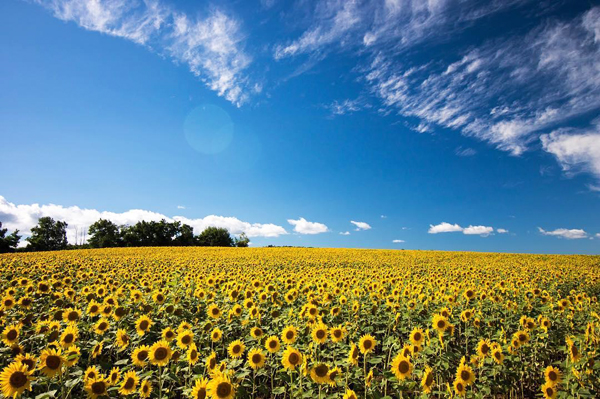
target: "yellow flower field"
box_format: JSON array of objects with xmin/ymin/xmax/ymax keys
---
[{"xmin": 0, "ymin": 247, "xmax": 599, "ymax": 398}]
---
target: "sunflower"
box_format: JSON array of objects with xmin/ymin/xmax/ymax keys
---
[
  {"xmin": 366, "ymin": 369, "xmax": 374, "ymax": 387},
  {"xmin": 281, "ymin": 346, "xmax": 303, "ymax": 371},
  {"xmin": 327, "ymin": 367, "xmax": 341, "ymax": 386},
  {"xmin": 409, "ymin": 328, "xmax": 425, "ymax": 346},
  {"xmin": 250, "ymin": 327, "xmax": 263, "ymax": 339},
  {"xmin": 94, "ymin": 318, "xmax": 110, "ymax": 335},
  {"xmin": 84, "ymin": 366, "xmax": 102, "ymax": 382},
  {"xmin": 310, "ymin": 363, "xmax": 330, "ymax": 384},
  {"xmin": 227, "ymin": 340, "xmax": 245, "ymax": 358},
  {"xmin": 14, "ymin": 353, "xmax": 37, "ymax": 372},
  {"xmin": 454, "ymin": 379, "xmax": 466, "ymax": 396},
  {"xmin": 108, "ymin": 367, "xmax": 120, "ymax": 386},
  {"xmin": 87, "ymin": 301, "xmax": 101, "ymax": 316},
  {"xmin": 177, "ymin": 330, "xmax": 194, "ymax": 349},
  {"xmin": 206, "ymin": 352, "xmax": 218, "ymax": 373},
  {"xmin": 544, "ymin": 365, "xmax": 561, "ymax": 386},
  {"xmin": 432, "ymin": 314, "xmax": 448, "ymax": 333},
  {"xmin": 347, "ymin": 343, "xmax": 359, "ymax": 366},
  {"xmin": 281, "ymin": 326, "xmax": 297, "ymax": 344},
  {"xmin": 456, "ymin": 362, "xmax": 475, "ymax": 386},
  {"xmin": 391, "ymin": 354, "xmax": 412, "ymax": 380},
  {"xmin": 0, "ymin": 362, "xmax": 32, "ymax": 398},
  {"xmin": 211, "ymin": 328, "xmax": 223, "ymax": 343},
  {"xmin": 542, "ymin": 381, "xmax": 557, "ymax": 399},
  {"xmin": 476, "ymin": 339, "xmax": 491, "ymax": 359},
  {"xmin": 421, "ymin": 366, "xmax": 434, "ymax": 394},
  {"xmin": 63, "ymin": 308, "xmax": 81, "ymax": 323},
  {"xmin": 207, "ymin": 374, "xmax": 235, "ymax": 399},
  {"xmin": 491, "ymin": 347, "xmax": 504, "ymax": 365},
  {"xmin": 116, "ymin": 329, "xmax": 130, "ymax": 351},
  {"xmin": 358, "ymin": 334, "xmax": 377, "ymax": 354},
  {"xmin": 135, "ymin": 315, "xmax": 152, "ymax": 336},
  {"xmin": 566, "ymin": 337, "xmax": 581, "ymax": 362},
  {"xmin": 149, "ymin": 341, "xmax": 172, "ymax": 366},
  {"xmin": 132, "ymin": 345, "xmax": 151, "ymax": 367},
  {"xmin": 264, "ymin": 336, "xmax": 281, "ymax": 353},
  {"xmin": 91, "ymin": 341, "xmax": 103, "ymax": 359},
  {"xmin": 187, "ymin": 343, "xmax": 200, "ymax": 365},
  {"xmin": 190, "ymin": 377, "xmax": 208, "ymax": 399},
  {"xmin": 139, "ymin": 380, "xmax": 152, "ymax": 399},
  {"xmin": 118, "ymin": 371, "xmax": 139, "ymax": 395},
  {"xmin": 248, "ymin": 348, "xmax": 266, "ymax": 370},
  {"xmin": 311, "ymin": 323, "xmax": 328, "ymax": 344},
  {"xmin": 1, "ymin": 295, "xmax": 15, "ymax": 310},
  {"xmin": 514, "ymin": 330, "xmax": 530, "ymax": 346},
  {"xmin": 85, "ymin": 377, "xmax": 108, "ymax": 399},
  {"xmin": 64, "ymin": 345, "xmax": 81, "ymax": 367},
  {"xmin": 2, "ymin": 325, "xmax": 20, "ymax": 347},
  {"xmin": 38, "ymin": 347, "xmax": 64, "ymax": 378},
  {"xmin": 207, "ymin": 304, "xmax": 222, "ymax": 319},
  {"xmin": 59, "ymin": 325, "xmax": 78, "ymax": 348},
  {"xmin": 330, "ymin": 326, "xmax": 345, "ymax": 343},
  {"xmin": 342, "ymin": 389, "xmax": 358, "ymax": 399}
]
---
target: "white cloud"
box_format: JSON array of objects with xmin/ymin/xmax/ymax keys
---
[
  {"xmin": 0, "ymin": 195, "xmax": 288, "ymax": 245},
  {"xmin": 380, "ymin": 215, "xmax": 387, "ymax": 219},
  {"xmin": 497, "ymin": 228, "xmax": 509, "ymax": 234},
  {"xmin": 455, "ymin": 147, "xmax": 476, "ymax": 157},
  {"xmin": 350, "ymin": 220, "xmax": 371, "ymax": 231},
  {"xmin": 339, "ymin": 231, "xmax": 350, "ymax": 235},
  {"xmin": 462, "ymin": 225, "xmax": 493, "ymax": 236},
  {"xmin": 538, "ymin": 227, "xmax": 588, "ymax": 240},
  {"xmin": 327, "ymin": 99, "xmax": 365, "ymax": 115},
  {"xmin": 392, "ymin": 239, "xmax": 405, "ymax": 243},
  {"xmin": 177, "ymin": 205, "xmax": 186, "ymax": 209},
  {"xmin": 428, "ymin": 222, "xmax": 463, "ymax": 234},
  {"xmin": 287, "ymin": 217, "xmax": 329, "ymax": 234},
  {"xmin": 541, "ymin": 127, "xmax": 600, "ymax": 181},
  {"xmin": 33, "ymin": 0, "xmax": 252, "ymax": 105},
  {"xmin": 429, "ymin": 222, "xmax": 495, "ymax": 236},
  {"xmin": 596, "ymin": 233, "xmax": 600, "ymax": 238}
]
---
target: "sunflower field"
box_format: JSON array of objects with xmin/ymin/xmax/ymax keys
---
[{"xmin": 0, "ymin": 247, "xmax": 599, "ymax": 399}]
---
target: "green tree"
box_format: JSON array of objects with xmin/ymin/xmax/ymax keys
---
[
  {"xmin": 88, "ymin": 219, "xmax": 122, "ymax": 248},
  {"xmin": 0, "ymin": 222, "xmax": 21, "ymax": 253},
  {"xmin": 173, "ymin": 222, "xmax": 195, "ymax": 246},
  {"xmin": 196, "ymin": 227, "xmax": 234, "ymax": 247},
  {"xmin": 26, "ymin": 217, "xmax": 68, "ymax": 251},
  {"xmin": 235, "ymin": 232, "xmax": 250, "ymax": 247}
]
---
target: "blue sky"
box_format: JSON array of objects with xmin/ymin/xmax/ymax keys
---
[{"xmin": 1, "ymin": 0, "xmax": 599, "ymax": 254}]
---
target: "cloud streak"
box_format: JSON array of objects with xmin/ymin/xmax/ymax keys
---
[
  {"xmin": 350, "ymin": 220, "xmax": 371, "ymax": 231},
  {"xmin": 538, "ymin": 227, "xmax": 588, "ymax": 240},
  {"xmin": 428, "ymin": 222, "xmax": 498, "ymax": 237},
  {"xmin": 33, "ymin": 0, "xmax": 252, "ymax": 105}
]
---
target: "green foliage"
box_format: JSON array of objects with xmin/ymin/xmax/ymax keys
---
[
  {"xmin": 196, "ymin": 226, "xmax": 234, "ymax": 247},
  {"xmin": 26, "ymin": 216, "xmax": 68, "ymax": 251},
  {"xmin": 235, "ymin": 232, "xmax": 250, "ymax": 247},
  {"xmin": 0, "ymin": 221, "xmax": 21, "ymax": 253},
  {"xmin": 88, "ymin": 219, "xmax": 122, "ymax": 248}
]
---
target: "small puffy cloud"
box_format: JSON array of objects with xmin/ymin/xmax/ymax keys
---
[
  {"xmin": 177, "ymin": 205, "xmax": 186, "ymax": 209},
  {"xmin": 596, "ymin": 233, "xmax": 600, "ymax": 238},
  {"xmin": 541, "ymin": 128, "xmax": 600, "ymax": 181},
  {"xmin": 462, "ymin": 225, "xmax": 494, "ymax": 236},
  {"xmin": 0, "ymin": 195, "xmax": 288, "ymax": 245},
  {"xmin": 287, "ymin": 217, "xmax": 329, "ymax": 234},
  {"xmin": 497, "ymin": 228, "xmax": 509, "ymax": 234},
  {"xmin": 392, "ymin": 239, "xmax": 405, "ymax": 243},
  {"xmin": 340, "ymin": 231, "xmax": 350, "ymax": 235},
  {"xmin": 538, "ymin": 227, "xmax": 588, "ymax": 239},
  {"xmin": 350, "ymin": 220, "xmax": 371, "ymax": 231},
  {"xmin": 428, "ymin": 222, "xmax": 463, "ymax": 234},
  {"xmin": 380, "ymin": 215, "xmax": 387, "ymax": 219}
]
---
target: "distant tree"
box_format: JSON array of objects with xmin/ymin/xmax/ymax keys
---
[
  {"xmin": 0, "ymin": 222, "xmax": 21, "ymax": 253},
  {"xmin": 26, "ymin": 217, "xmax": 68, "ymax": 251},
  {"xmin": 88, "ymin": 219, "xmax": 122, "ymax": 248},
  {"xmin": 235, "ymin": 232, "xmax": 250, "ymax": 247},
  {"xmin": 196, "ymin": 227, "xmax": 234, "ymax": 247},
  {"xmin": 173, "ymin": 222, "xmax": 195, "ymax": 246}
]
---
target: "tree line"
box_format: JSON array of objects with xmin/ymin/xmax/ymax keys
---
[{"xmin": 0, "ymin": 217, "xmax": 249, "ymax": 253}]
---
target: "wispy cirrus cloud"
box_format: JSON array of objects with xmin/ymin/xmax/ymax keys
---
[
  {"xmin": 0, "ymin": 195, "xmax": 288, "ymax": 245},
  {"xmin": 287, "ymin": 217, "xmax": 329, "ymax": 234},
  {"xmin": 538, "ymin": 227, "xmax": 588, "ymax": 239},
  {"xmin": 33, "ymin": 0, "xmax": 252, "ymax": 105}
]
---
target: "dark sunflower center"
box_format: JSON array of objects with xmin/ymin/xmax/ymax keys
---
[
  {"xmin": 398, "ymin": 360, "xmax": 409, "ymax": 374},
  {"xmin": 413, "ymin": 332, "xmax": 422, "ymax": 341},
  {"xmin": 154, "ymin": 347, "xmax": 168, "ymax": 360},
  {"xmin": 166, "ymin": 332, "xmax": 174, "ymax": 339},
  {"xmin": 233, "ymin": 345, "xmax": 241, "ymax": 353},
  {"xmin": 46, "ymin": 355, "xmax": 61, "ymax": 370},
  {"xmin": 182, "ymin": 336, "xmax": 191, "ymax": 344},
  {"xmin": 288, "ymin": 353, "xmax": 300, "ymax": 365},
  {"xmin": 139, "ymin": 321, "xmax": 149, "ymax": 330},
  {"xmin": 252, "ymin": 354, "xmax": 262, "ymax": 364},
  {"xmin": 518, "ymin": 334, "xmax": 526, "ymax": 342},
  {"xmin": 9, "ymin": 371, "xmax": 27, "ymax": 388},
  {"xmin": 22, "ymin": 359, "xmax": 35, "ymax": 370},
  {"xmin": 425, "ymin": 372, "xmax": 434, "ymax": 386},
  {"xmin": 437, "ymin": 321, "xmax": 445, "ymax": 329},
  {"xmin": 329, "ymin": 370, "xmax": 338, "ymax": 380},
  {"xmin": 286, "ymin": 331, "xmax": 294, "ymax": 339},
  {"xmin": 68, "ymin": 312, "xmax": 78, "ymax": 321},
  {"xmin": 7, "ymin": 330, "xmax": 18, "ymax": 340},
  {"xmin": 190, "ymin": 350, "xmax": 198, "ymax": 359},
  {"xmin": 63, "ymin": 334, "xmax": 74, "ymax": 343},
  {"xmin": 460, "ymin": 370, "xmax": 470, "ymax": 381},
  {"xmin": 363, "ymin": 340, "xmax": 372, "ymax": 349},
  {"xmin": 333, "ymin": 330, "xmax": 342, "ymax": 338},
  {"xmin": 216, "ymin": 382, "xmax": 232, "ymax": 398},
  {"xmin": 269, "ymin": 340, "xmax": 277, "ymax": 348},
  {"xmin": 549, "ymin": 371, "xmax": 557, "ymax": 381},
  {"xmin": 197, "ymin": 387, "xmax": 207, "ymax": 399},
  {"xmin": 137, "ymin": 351, "xmax": 148, "ymax": 361},
  {"xmin": 545, "ymin": 387, "xmax": 554, "ymax": 396},
  {"xmin": 99, "ymin": 322, "xmax": 108, "ymax": 330},
  {"xmin": 315, "ymin": 365, "xmax": 328, "ymax": 377},
  {"xmin": 124, "ymin": 378, "xmax": 135, "ymax": 389},
  {"xmin": 481, "ymin": 344, "xmax": 489, "ymax": 354}
]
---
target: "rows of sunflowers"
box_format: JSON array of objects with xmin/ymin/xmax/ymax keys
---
[{"xmin": 0, "ymin": 247, "xmax": 599, "ymax": 398}]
